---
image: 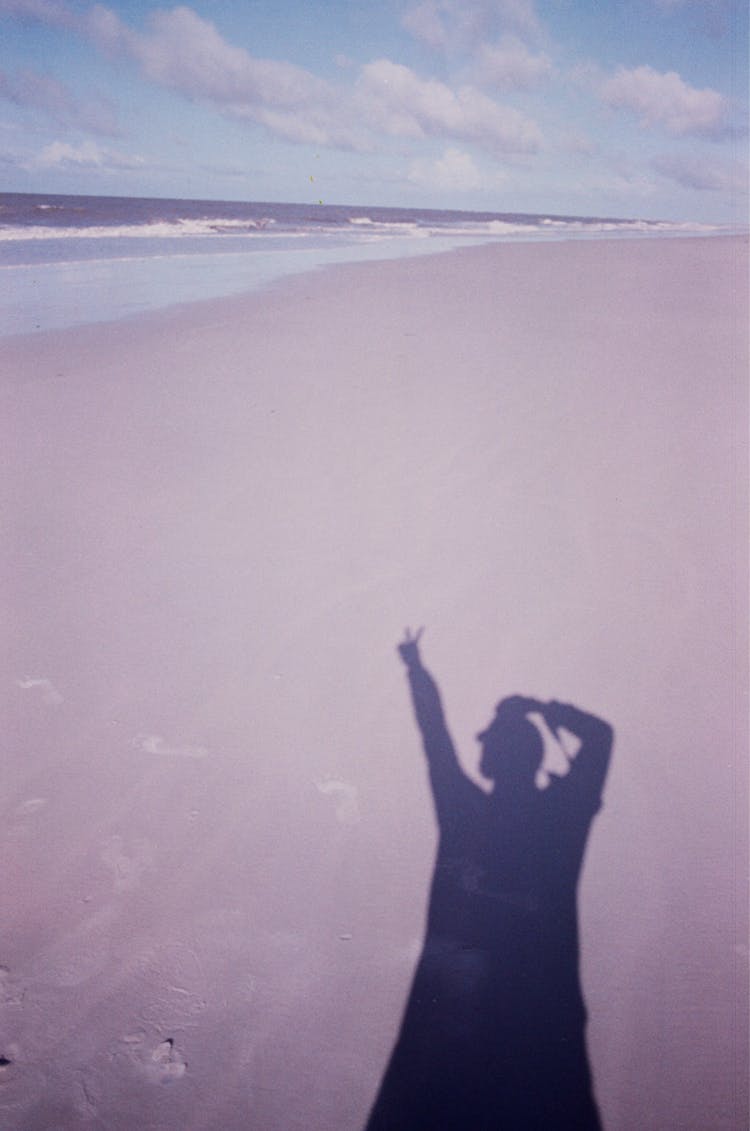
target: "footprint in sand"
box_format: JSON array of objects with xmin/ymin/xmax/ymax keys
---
[
  {"xmin": 16, "ymin": 678, "xmax": 64, "ymax": 705},
  {"xmin": 132, "ymin": 733, "xmax": 208, "ymax": 759},
  {"xmin": 121, "ymin": 1033, "xmax": 188, "ymax": 1083},
  {"xmin": 316, "ymin": 778, "xmax": 361, "ymax": 825},
  {"xmin": 149, "ymin": 1038, "xmax": 187, "ymax": 1082},
  {"xmin": 0, "ymin": 967, "xmax": 24, "ymax": 1007},
  {"xmin": 101, "ymin": 835, "xmax": 155, "ymax": 893},
  {"xmin": 15, "ymin": 798, "xmax": 47, "ymax": 817}
]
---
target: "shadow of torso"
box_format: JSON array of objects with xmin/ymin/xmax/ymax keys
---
[{"xmin": 366, "ymin": 769, "xmax": 604, "ymax": 1131}]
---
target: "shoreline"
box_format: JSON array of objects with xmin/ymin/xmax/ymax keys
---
[
  {"xmin": 0, "ymin": 229, "xmax": 743, "ymax": 340},
  {"xmin": 0, "ymin": 231, "xmax": 744, "ymax": 348}
]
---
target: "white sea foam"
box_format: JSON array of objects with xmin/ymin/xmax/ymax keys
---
[
  {"xmin": 348, "ymin": 217, "xmax": 422, "ymax": 231},
  {"xmin": 0, "ymin": 216, "xmax": 279, "ymax": 241},
  {"xmin": 436, "ymin": 217, "xmax": 724, "ymax": 239},
  {"xmin": 0, "ymin": 213, "xmax": 727, "ymax": 246}
]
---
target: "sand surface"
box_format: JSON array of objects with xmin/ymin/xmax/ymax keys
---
[{"xmin": 1, "ymin": 236, "xmax": 748, "ymax": 1130}]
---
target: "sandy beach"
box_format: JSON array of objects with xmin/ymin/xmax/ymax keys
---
[{"xmin": 1, "ymin": 235, "xmax": 747, "ymax": 1130}]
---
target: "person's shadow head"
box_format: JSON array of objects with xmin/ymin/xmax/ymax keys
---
[{"xmin": 476, "ymin": 696, "xmax": 544, "ymax": 792}]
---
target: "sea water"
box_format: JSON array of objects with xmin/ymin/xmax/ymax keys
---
[{"xmin": 0, "ymin": 193, "xmax": 726, "ymax": 336}]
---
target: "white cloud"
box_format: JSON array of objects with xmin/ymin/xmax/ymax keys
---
[
  {"xmin": 1, "ymin": 2, "xmax": 544, "ymax": 158},
  {"xmin": 33, "ymin": 139, "xmax": 144, "ymax": 170},
  {"xmin": 85, "ymin": 6, "xmax": 331, "ymax": 109},
  {"xmin": 2, "ymin": 2, "xmax": 549, "ymax": 158},
  {"xmin": 408, "ymin": 146, "xmax": 506, "ymax": 191},
  {"xmin": 35, "ymin": 140, "xmax": 101, "ymax": 167},
  {"xmin": 80, "ymin": 5, "xmax": 368, "ymax": 150},
  {"xmin": 651, "ymin": 0, "xmax": 732, "ymax": 36},
  {"xmin": 357, "ymin": 59, "xmax": 542, "ymax": 154},
  {"xmin": 475, "ymin": 36, "xmax": 554, "ymax": 91},
  {"xmin": 601, "ymin": 65, "xmax": 729, "ymax": 138},
  {"xmin": 2, "ymin": 0, "xmax": 337, "ymax": 121},
  {"xmin": 0, "ymin": 66, "xmax": 119, "ymax": 134},
  {"xmin": 87, "ymin": 8, "xmax": 543, "ymax": 155},
  {"xmin": 575, "ymin": 167, "xmax": 659, "ymax": 201},
  {"xmin": 402, "ymin": 1, "xmax": 450, "ymax": 50},
  {"xmin": 402, "ymin": 0, "xmax": 542, "ymax": 52},
  {"xmin": 0, "ymin": 0, "xmax": 72, "ymax": 25},
  {"xmin": 560, "ymin": 131, "xmax": 599, "ymax": 157},
  {"xmin": 652, "ymin": 152, "xmax": 749, "ymax": 192}
]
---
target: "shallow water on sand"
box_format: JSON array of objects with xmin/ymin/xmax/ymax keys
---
[
  {"xmin": 0, "ymin": 234, "xmax": 487, "ymax": 336},
  {"xmin": 0, "ymin": 193, "xmax": 729, "ymax": 336}
]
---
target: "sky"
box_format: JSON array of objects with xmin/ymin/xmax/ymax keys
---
[{"xmin": 0, "ymin": 0, "xmax": 747, "ymax": 221}]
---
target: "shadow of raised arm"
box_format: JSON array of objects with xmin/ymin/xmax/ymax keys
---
[
  {"xmin": 543, "ymin": 700, "xmax": 613, "ymax": 801},
  {"xmin": 397, "ymin": 630, "xmax": 476, "ymax": 825}
]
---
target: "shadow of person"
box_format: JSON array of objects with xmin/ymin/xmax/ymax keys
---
[{"xmin": 364, "ymin": 630, "xmax": 614, "ymax": 1131}]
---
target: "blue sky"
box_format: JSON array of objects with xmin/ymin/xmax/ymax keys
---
[{"xmin": 0, "ymin": 0, "xmax": 747, "ymax": 220}]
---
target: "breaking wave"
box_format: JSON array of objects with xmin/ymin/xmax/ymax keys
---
[{"xmin": 0, "ymin": 216, "xmax": 280, "ymax": 241}]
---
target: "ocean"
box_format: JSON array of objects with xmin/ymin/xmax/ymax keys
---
[{"xmin": 0, "ymin": 193, "xmax": 726, "ymax": 336}]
